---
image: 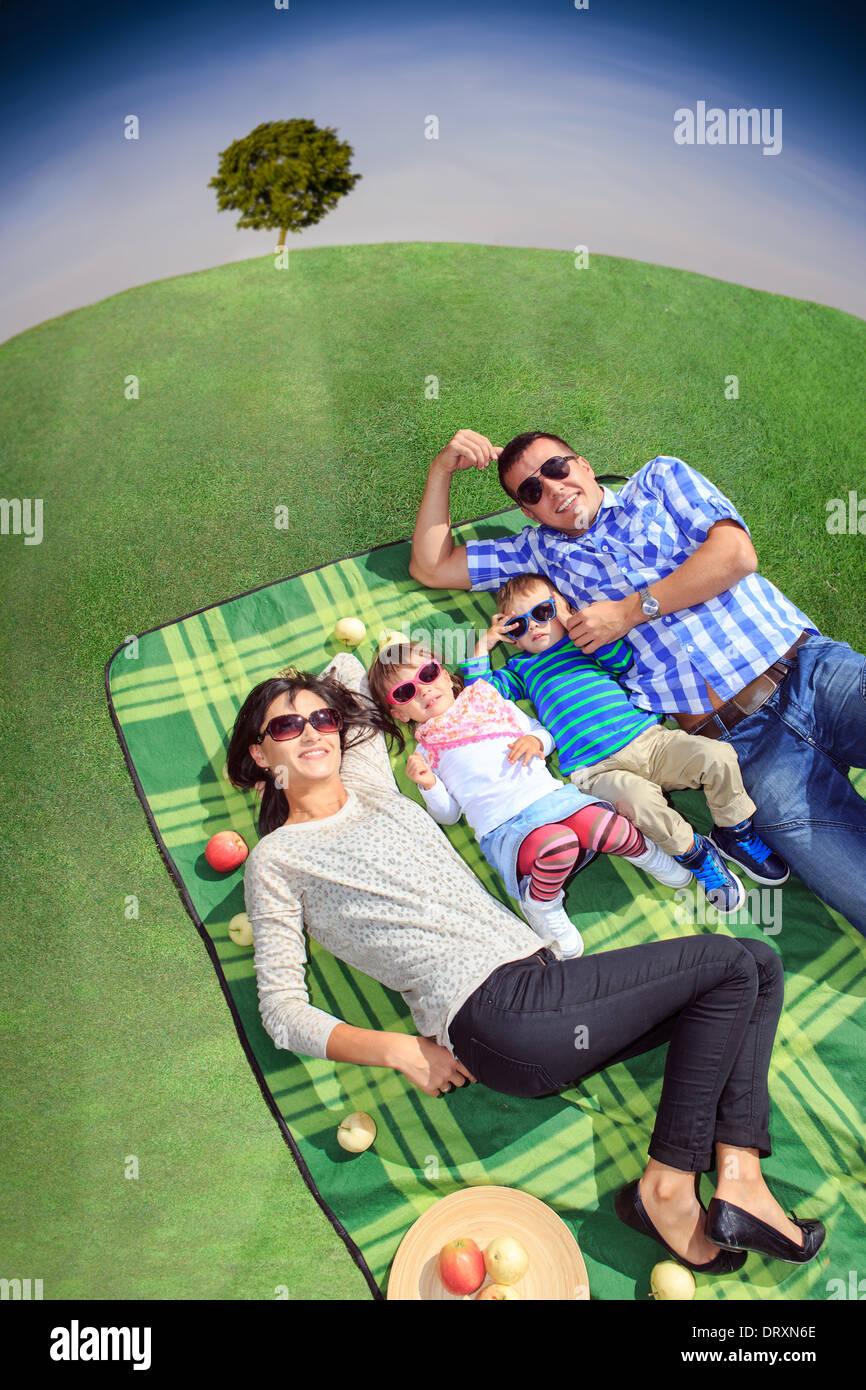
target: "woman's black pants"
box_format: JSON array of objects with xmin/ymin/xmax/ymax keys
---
[{"xmin": 448, "ymin": 935, "xmax": 785, "ymax": 1173}]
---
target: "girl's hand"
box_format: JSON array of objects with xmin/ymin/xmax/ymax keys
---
[
  {"xmin": 407, "ymin": 753, "xmax": 437, "ymax": 790},
  {"xmin": 507, "ymin": 734, "xmax": 545, "ymax": 767},
  {"xmin": 390, "ymin": 1034, "xmax": 476, "ymax": 1098}
]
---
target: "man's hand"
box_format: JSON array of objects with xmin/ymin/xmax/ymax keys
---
[
  {"xmin": 390, "ymin": 1034, "xmax": 476, "ymax": 1098},
  {"xmin": 474, "ymin": 612, "xmax": 518, "ymax": 657},
  {"xmin": 431, "ymin": 429, "xmax": 501, "ymax": 475},
  {"xmin": 406, "ymin": 753, "xmax": 437, "ymax": 789},
  {"xmin": 566, "ymin": 598, "xmax": 638, "ymax": 653},
  {"xmin": 507, "ymin": 734, "xmax": 545, "ymax": 767}
]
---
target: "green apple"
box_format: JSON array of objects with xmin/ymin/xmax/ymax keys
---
[
  {"xmin": 334, "ymin": 617, "xmax": 367, "ymax": 647},
  {"xmin": 337, "ymin": 1111, "xmax": 377, "ymax": 1153},
  {"xmin": 228, "ymin": 912, "xmax": 254, "ymax": 947},
  {"xmin": 650, "ymin": 1261, "xmax": 696, "ymax": 1300},
  {"xmin": 377, "ymin": 628, "xmax": 408, "ymax": 654}
]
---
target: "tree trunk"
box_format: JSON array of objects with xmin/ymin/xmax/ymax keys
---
[{"xmin": 276, "ymin": 228, "xmax": 288, "ymax": 249}]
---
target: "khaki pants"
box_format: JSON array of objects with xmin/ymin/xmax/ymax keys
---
[{"xmin": 569, "ymin": 724, "xmax": 755, "ymax": 856}]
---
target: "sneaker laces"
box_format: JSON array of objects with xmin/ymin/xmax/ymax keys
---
[
  {"xmin": 692, "ymin": 849, "xmax": 730, "ymax": 892},
  {"xmin": 732, "ymin": 829, "xmax": 771, "ymax": 863}
]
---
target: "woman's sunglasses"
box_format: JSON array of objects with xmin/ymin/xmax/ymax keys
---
[
  {"xmin": 505, "ymin": 601, "xmax": 557, "ymax": 639},
  {"xmin": 514, "ymin": 455, "xmax": 576, "ymax": 506},
  {"xmin": 255, "ymin": 707, "xmax": 343, "ymax": 744},
  {"xmin": 386, "ymin": 660, "xmax": 442, "ymax": 706}
]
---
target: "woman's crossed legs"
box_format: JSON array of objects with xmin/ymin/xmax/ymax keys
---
[{"xmin": 449, "ymin": 932, "xmax": 799, "ymax": 1263}]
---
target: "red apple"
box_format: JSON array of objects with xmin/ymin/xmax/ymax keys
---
[
  {"xmin": 205, "ymin": 831, "xmax": 248, "ymax": 872},
  {"xmin": 437, "ymin": 1238, "xmax": 485, "ymax": 1296}
]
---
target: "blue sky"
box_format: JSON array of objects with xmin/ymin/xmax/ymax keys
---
[{"xmin": 1, "ymin": 0, "xmax": 864, "ymax": 341}]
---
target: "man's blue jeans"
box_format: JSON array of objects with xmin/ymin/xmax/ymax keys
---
[{"xmin": 705, "ymin": 636, "xmax": 866, "ymax": 938}]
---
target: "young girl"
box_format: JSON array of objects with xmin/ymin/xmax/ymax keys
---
[{"xmin": 368, "ymin": 642, "xmax": 690, "ymax": 958}]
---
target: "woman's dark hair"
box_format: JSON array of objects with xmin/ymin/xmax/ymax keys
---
[
  {"xmin": 497, "ymin": 430, "xmax": 576, "ymax": 499},
  {"xmin": 226, "ymin": 667, "xmax": 404, "ymax": 837}
]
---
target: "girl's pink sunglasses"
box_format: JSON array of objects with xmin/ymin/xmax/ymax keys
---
[{"xmin": 386, "ymin": 659, "xmax": 442, "ymax": 706}]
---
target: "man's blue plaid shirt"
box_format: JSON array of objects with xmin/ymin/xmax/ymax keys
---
[{"xmin": 466, "ymin": 456, "xmax": 817, "ymax": 715}]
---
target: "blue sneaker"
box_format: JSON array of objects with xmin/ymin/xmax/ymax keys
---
[
  {"xmin": 674, "ymin": 835, "xmax": 746, "ymax": 914},
  {"xmin": 708, "ymin": 820, "xmax": 790, "ymax": 886}
]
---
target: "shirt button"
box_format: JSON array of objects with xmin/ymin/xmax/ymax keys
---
[{"xmin": 686, "ymin": 645, "xmax": 694, "ymax": 653}]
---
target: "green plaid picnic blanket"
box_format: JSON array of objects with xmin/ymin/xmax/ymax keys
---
[{"xmin": 106, "ymin": 509, "xmax": 866, "ymax": 1301}]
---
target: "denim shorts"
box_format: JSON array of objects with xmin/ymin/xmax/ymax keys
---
[{"xmin": 477, "ymin": 783, "xmax": 601, "ymax": 899}]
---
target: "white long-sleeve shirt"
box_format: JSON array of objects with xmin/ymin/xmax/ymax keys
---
[
  {"xmin": 416, "ymin": 708, "xmax": 558, "ymax": 839},
  {"xmin": 243, "ymin": 653, "xmax": 552, "ymax": 1061}
]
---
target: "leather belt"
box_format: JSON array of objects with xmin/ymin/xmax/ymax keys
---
[{"xmin": 685, "ymin": 632, "xmax": 811, "ymax": 740}]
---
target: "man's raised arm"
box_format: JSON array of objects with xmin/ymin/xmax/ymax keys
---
[{"xmin": 409, "ymin": 430, "xmax": 501, "ymax": 590}]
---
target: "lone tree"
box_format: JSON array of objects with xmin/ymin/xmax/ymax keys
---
[{"xmin": 209, "ymin": 118, "xmax": 361, "ymax": 250}]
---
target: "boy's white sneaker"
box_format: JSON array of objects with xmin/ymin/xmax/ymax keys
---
[
  {"xmin": 519, "ymin": 884, "xmax": 584, "ymax": 959},
  {"xmin": 628, "ymin": 838, "xmax": 692, "ymax": 888}
]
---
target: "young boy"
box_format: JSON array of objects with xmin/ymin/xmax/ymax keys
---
[{"xmin": 461, "ymin": 573, "xmax": 789, "ymax": 913}]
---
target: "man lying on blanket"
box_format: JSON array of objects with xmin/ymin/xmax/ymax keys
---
[{"xmin": 409, "ymin": 428, "xmax": 866, "ymax": 939}]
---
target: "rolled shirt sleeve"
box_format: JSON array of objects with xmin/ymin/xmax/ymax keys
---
[
  {"xmin": 465, "ymin": 527, "xmax": 539, "ymax": 592},
  {"xmin": 642, "ymin": 455, "xmax": 751, "ymax": 548}
]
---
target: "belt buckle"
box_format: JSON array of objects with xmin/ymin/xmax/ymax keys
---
[{"xmin": 733, "ymin": 672, "xmax": 777, "ymax": 717}]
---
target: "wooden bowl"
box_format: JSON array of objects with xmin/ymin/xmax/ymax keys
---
[{"xmin": 387, "ymin": 1185, "xmax": 590, "ymax": 1301}]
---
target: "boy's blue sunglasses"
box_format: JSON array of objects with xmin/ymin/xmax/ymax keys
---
[{"xmin": 505, "ymin": 600, "xmax": 556, "ymax": 639}]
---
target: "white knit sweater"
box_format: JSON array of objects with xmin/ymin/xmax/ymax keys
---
[{"xmin": 243, "ymin": 652, "xmax": 551, "ymax": 1060}]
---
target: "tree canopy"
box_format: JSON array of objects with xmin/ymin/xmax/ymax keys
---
[{"xmin": 210, "ymin": 118, "xmax": 362, "ymax": 247}]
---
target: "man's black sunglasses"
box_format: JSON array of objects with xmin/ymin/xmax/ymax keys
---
[{"xmin": 514, "ymin": 455, "xmax": 576, "ymax": 506}]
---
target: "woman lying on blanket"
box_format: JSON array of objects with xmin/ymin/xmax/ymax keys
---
[
  {"xmin": 367, "ymin": 640, "xmax": 691, "ymax": 961},
  {"xmin": 226, "ymin": 649, "xmax": 824, "ymax": 1275}
]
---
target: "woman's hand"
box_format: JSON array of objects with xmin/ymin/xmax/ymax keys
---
[
  {"xmin": 407, "ymin": 753, "xmax": 437, "ymax": 790},
  {"xmin": 390, "ymin": 1034, "xmax": 476, "ymax": 1098},
  {"xmin": 507, "ymin": 734, "xmax": 545, "ymax": 767}
]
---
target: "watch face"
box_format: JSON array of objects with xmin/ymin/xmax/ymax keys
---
[{"xmin": 642, "ymin": 596, "xmax": 660, "ymax": 616}]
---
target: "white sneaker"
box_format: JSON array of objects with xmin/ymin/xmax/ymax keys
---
[
  {"xmin": 519, "ymin": 886, "xmax": 584, "ymax": 958},
  {"xmin": 628, "ymin": 838, "xmax": 692, "ymax": 888}
]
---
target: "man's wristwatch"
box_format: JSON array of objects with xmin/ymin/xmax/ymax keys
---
[{"xmin": 637, "ymin": 586, "xmax": 661, "ymax": 619}]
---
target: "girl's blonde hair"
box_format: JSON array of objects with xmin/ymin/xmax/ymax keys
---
[{"xmin": 366, "ymin": 640, "xmax": 464, "ymax": 730}]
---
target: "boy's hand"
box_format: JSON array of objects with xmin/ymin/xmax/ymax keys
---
[
  {"xmin": 507, "ymin": 735, "xmax": 545, "ymax": 767},
  {"xmin": 474, "ymin": 612, "xmax": 518, "ymax": 657},
  {"xmin": 407, "ymin": 753, "xmax": 437, "ymax": 790}
]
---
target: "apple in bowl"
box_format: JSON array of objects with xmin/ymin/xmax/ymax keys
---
[{"xmin": 437, "ymin": 1238, "xmax": 486, "ymax": 1296}]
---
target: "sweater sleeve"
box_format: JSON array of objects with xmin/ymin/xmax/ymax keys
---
[
  {"xmin": 319, "ymin": 650, "xmax": 399, "ymax": 796},
  {"xmin": 244, "ymin": 843, "xmax": 342, "ymax": 1060}
]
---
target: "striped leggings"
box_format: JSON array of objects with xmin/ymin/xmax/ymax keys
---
[{"xmin": 516, "ymin": 804, "xmax": 646, "ymax": 901}]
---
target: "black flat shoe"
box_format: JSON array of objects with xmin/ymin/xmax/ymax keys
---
[
  {"xmin": 614, "ymin": 1179, "xmax": 748, "ymax": 1274},
  {"xmin": 706, "ymin": 1198, "xmax": 825, "ymax": 1264}
]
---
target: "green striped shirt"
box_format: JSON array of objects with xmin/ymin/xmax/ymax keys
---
[{"xmin": 461, "ymin": 636, "xmax": 659, "ymax": 774}]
